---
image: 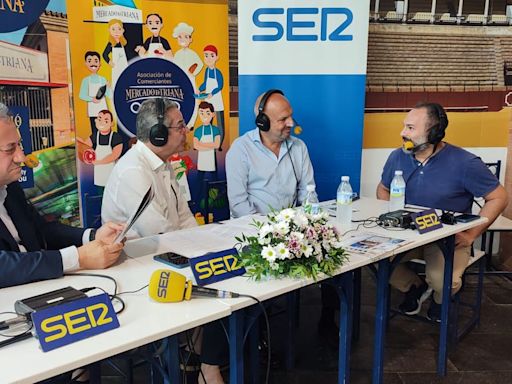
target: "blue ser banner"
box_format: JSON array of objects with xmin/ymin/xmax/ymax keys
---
[{"xmin": 238, "ymin": 0, "xmax": 369, "ymax": 201}]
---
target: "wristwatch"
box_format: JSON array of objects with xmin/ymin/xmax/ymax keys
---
[{"xmin": 89, "ymin": 229, "xmax": 97, "ymax": 241}]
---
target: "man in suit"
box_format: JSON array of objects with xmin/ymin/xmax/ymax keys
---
[{"xmin": 0, "ymin": 103, "xmax": 124, "ymax": 289}]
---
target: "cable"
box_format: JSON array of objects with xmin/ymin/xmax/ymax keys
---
[
  {"xmin": 117, "ymin": 284, "xmax": 149, "ymax": 295},
  {"xmin": 0, "ymin": 311, "xmax": 33, "ymax": 349},
  {"xmin": 405, "ymin": 142, "xmax": 439, "ymax": 185},
  {"xmin": 79, "ymin": 287, "xmax": 126, "ymax": 315},
  {"xmin": 65, "ymin": 272, "xmax": 118, "ymax": 295},
  {"xmin": 285, "ymin": 139, "xmax": 300, "ymax": 208},
  {"xmin": 238, "ymin": 294, "xmax": 271, "ymax": 384}
]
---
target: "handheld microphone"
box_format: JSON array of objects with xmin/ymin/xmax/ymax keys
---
[{"xmin": 148, "ymin": 269, "xmax": 239, "ymax": 303}]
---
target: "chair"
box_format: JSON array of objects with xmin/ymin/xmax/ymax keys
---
[
  {"xmin": 489, "ymin": 14, "xmax": 509, "ymax": 25},
  {"xmin": 465, "ymin": 14, "xmax": 486, "ymax": 24},
  {"xmin": 83, "ymin": 193, "xmax": 103, "ymax": 229},
  {"xmin": 411, "ymin": 12, "xmax": 432, "ymax": 23},
  {"xmin": 384, "ymin": 11, "xmax": 401, "ymax": 22},
  {"xmin": 438, "ymin": 13, "xmax": 457, "ymax": 24},
  {"xmin": 202, "ymin": 180, "xmax": 230, "ymax": 224},
  {"xmin": 471, "ymin": 160, "xmax": 512, "ymax": 279}
]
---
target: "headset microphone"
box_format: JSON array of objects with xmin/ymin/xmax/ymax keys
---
[
  {"xmin": 293, "ymin": 118, "xmax": 302, "ymax": 135},
  {"xmin": 402, "ymin": 140, "xmax": 429, "ymax": 154},
  {"xmin": 148, "ymin": 269, "xmax": 239, "ymax": 303}
]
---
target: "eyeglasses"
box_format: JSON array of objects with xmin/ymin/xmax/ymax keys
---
[
  {"xmin": 168, "ymin": 122, "xmax": 188, "ymax": 132},
  {"xmin": 0, "ymin": 141, "xmax": 23, "ymax": 155}
]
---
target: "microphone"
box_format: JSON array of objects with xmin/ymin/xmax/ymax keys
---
[
  {"xmin": 23, "ymin": 153, "xmax": 39, "ymax": 169},
  {"xmin": 402, "ymin": 140, "xmax": 429, "ymax": 153},
  {"xmin": 148, "ymin": 269, "xmax": 239, "ymax": 303},
  {"xmin": 293, "ymin": 118, "xmax": 302, "ymax": 135}
]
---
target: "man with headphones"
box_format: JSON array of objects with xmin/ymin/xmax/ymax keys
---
[
  {"xmin": 102, "ymin": 98, "xmax": 197, "ymax": 237},
  {"xmin": 226, "ymin": 89, "xmax": 315, "ymax": 218},
  {"xmin": 377, "ymin": 102, "xmax": 508, "ymax": 321}
]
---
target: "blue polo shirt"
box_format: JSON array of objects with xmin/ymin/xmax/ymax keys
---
[{"xmin": 381, "ymin": 143, "xmax": 499, "ymax": 213}]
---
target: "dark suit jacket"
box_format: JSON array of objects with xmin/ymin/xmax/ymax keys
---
[{"xmin": 0, "ymin": 182, "xmax": 86, "ymax": 288}]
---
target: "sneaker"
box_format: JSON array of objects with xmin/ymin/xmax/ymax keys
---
[
  {"xmin": 427, "ymin": 300, "xmax": 442, "ymax": 323},
  {"xmin": 398, "ymin": 283, "xmax": 432, "ymax": 315}
]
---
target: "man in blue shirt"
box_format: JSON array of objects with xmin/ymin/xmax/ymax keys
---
[
  {"xmin": 377, "ymin": 102, "xmax": 508, "ymax": 321},
  {"xmin": 226, "ymin": 90, "xmax": 339, "ymax": 348},
  {"xmin": 226, "ymin": 89, "xmax": 315, "ymax": 217}
]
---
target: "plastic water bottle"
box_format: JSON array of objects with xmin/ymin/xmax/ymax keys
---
[
  {"xmin": 389, "ymin": 170, "xmax": 406, "ymax": 211},
  {"xmin": 303, "ymin": 185, "xmax": 320, "ymax": 214},
  {"xmin": 336, "ymin": 176, "xmax": 352, "ymax": 229}
]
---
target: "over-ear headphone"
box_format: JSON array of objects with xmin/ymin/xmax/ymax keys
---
[
  {"xmin": 255, "ymin": 89, "xmax": 284, "ymax": 132},
  {"xmin": 149, "ymin": 98, "xmax": 168, "ymax": 147},
  {"xmin": 427, "ymin": 103, "xmax": 448, "ymax": 144}
]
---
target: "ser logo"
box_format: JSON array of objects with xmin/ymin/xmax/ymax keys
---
[
  {"xmin": 157, "ymin": 270, "xmax": 170, "ymax": 298},
  {"xmin": 32, "ymin": 293, "xmax": 119, "ymax": 352},
  {"xmin": 413, "ymin": 209, "xmax": 443, "ymax": 234},
  {"xmin": 252, "ymin": 7, "xmax": 353, "ymax": 42},
  {"xmin": 40, "ymin": 303, "xmax": 113, "ymax": 343},
  {"xmin": 194, "ymin": 254, "xmax": 243, "ymax": 280}
]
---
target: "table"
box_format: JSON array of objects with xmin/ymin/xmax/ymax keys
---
[
  {"xmin": 0, "ymin": 199, "xmax": 485, "ymax": 384},
  {"xmin": 348, "ymin": 198, "xmax": 487, "ymax": 384},
  {"xmin": 123, "ymin": 214, "xmax": 373, "ymax": 384},
  {"xmin": 0, "ymin": 254, "xmax": 231, "ymax": 383}
]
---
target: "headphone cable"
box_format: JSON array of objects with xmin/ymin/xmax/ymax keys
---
[{"xmin": 285, "ymin": 139, "xmax": 300, "ymax": 207}]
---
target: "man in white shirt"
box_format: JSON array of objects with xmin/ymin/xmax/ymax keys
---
[
  {"xmin": 102, "ymin": 98, "xmax": 197, "ymax": 237},
  {"xmin": 0, "ymin": 103, "xmax": 124, "ymax": 288}
]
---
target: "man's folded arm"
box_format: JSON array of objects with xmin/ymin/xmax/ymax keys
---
[{"xmin": 0, "ymin": 249, "xmax": 63, "ymax": 288}]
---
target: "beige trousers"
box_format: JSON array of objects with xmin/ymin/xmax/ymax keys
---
[{"xmin": 389, "ymin": 244, "xmax": 472, "ymax": 303}]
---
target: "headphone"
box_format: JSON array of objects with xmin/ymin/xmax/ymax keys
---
[
  {"xmin": 149, "ymin": 98, "xmax": 168, "ymax": 147},
  {"xmin": 255, "ymin": 89, "xmax": 284, "ymax": 132},
  {"xmin": 426, "ymin": 103, "xmax": 448, "ymax": 144}
]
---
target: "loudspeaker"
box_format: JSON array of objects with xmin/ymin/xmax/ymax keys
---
[
  {"xmin": 427, "ymin": 103, "xmax": 448, "ymax": 144},
  {"xmin": 149, "ymin": 98, "xmax": 168, "ymax": 147},
  {"xmin": 255, "ymin": 89, "xmax": 284, "ymax": 132}
]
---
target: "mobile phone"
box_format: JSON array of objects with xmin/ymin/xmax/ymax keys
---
[
  {"xmin": 153, "ymin": 252, "xmax": 190, "ymax": 268},
  {"xmin": 455, "ymin": 213, "xmax": 480, "ymax": 223}
]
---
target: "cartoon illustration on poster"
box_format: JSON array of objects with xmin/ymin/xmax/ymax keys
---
[
  {"xmin": 66, "ymin": 0, "xmax": 230, "ymax": 226},
  {"xmin": 135, "ymin": 13, "xmax": 173, "ymax": 59},
  {"xmin": 79, "ymin": 51, "xmax": 112, "ymax": 134},
  {"xmin": 198, "ymin": 45, "xmax": 225, "ymax": 150}
]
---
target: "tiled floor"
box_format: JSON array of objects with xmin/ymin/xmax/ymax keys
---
[{"xmin": 69, "ymin": 267, "xmax": 512, "ymax": 383}]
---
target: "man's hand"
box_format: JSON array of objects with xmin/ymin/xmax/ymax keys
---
[
  {"xmin": 77, "ymin": 240, "xmax": 124, "ymax": 269},
  {"xmin": 455, "ymin": 231, "xmax": 475, "ymax": 248},
  {"xmin": 96, "ymin": 222, "xmax": 125, "ymax": 244}
]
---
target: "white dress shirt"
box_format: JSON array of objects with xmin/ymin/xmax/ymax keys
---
[
  {"xmin": 0, "ymin": 186, "xmax": 91, "ymax": 271},
  {"xmin": 101, "ymin": 141, "xmax": 197, "ymax": 238}
]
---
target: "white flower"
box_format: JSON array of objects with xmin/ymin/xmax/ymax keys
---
[
  {"xmin": 259, "ymin": 223, "xmax": 273, "ymax": 238},
  {"xmin": 273, "ymin": 220, "xmax": 290, "ymax": 236},
  {"xmin": 270, "ymin": 261, "xmax": 280, "ymax": 270},
  {"xmin": 275, "ymin": 243, "xmax": 290, "ymax": 260},
  {"xmin": 261, "ymin": 245, "xmax": 277, "ymax": 262},
  {"xmin": 276, "ymin": 208, "xmax": 296, "ymax": 222},
  {"xmin": 300, "ymin": 243, "xmax": 313, "ymax": 258},
  {"xmin": 258, "ymin": 236, "xmax": 271, "ymax": 245},
  {"xmin": 292, "ymin": 212, "xmax": 308, "ymax": 228}
]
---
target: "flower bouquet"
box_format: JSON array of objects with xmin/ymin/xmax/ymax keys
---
[{"xmin": 236, "ymin": 208, "xmax": 347, "ymax": 280}]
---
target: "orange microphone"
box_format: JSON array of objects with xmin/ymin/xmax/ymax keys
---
[
  {"xmin": 403, "ymin": 140, "xmax": 414, "ymax": 151},
  {"xmin": 293, "ymin": 118, "xmax": 302, "ymax": 135}
]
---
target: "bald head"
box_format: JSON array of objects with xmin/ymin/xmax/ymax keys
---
[
  {"xmin": 254, "ymin": 90, "xmax": 293, "ymax": 144},
  {"xmin": 254, "ymin": 91, "xmax": 288, "ymax": 117}
]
